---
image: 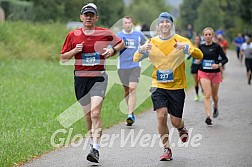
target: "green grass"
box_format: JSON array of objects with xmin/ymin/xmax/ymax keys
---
[
  {"xmin": 0, "ymin": 58, "xmax": 153, "ymax": 166},
  {"xmin": 185, "ymin": 58, "xmax": 194, "ymax": 88},
  {"xmin": 0, "ymin": 59, "xmax": 74, "ymax": 166},
  {"xmin": 0, "ymin": 21, "xmax": 193, "ymax": 166}
]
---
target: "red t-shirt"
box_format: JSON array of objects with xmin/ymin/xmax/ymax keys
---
[{"xmin": 61, "ymin": 27, "xmax": 122, "ymax": 71}]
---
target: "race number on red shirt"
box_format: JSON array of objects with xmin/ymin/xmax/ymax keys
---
[{"xmin": 61, "ymin": 27, "xmax": 122, "ymax": 71}]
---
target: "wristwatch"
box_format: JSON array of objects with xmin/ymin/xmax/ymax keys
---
[{"xmin": 112, "ymin": 47, "xmax": 117, "ymax": 53}]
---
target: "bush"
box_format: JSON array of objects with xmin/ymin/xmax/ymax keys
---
[{"xmin": 0, "ymin": 21, "xmax": 69, "ymax": 61}]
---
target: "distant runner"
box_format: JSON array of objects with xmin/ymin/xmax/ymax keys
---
[{"xmin": 198, "ymin": 27, "xmax": 228, "ymax": 125}]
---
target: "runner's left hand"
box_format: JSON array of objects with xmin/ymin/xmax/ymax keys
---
[
  {"xmin": 212, "ymin": 64, "xmax": 219, "ymax": 69},
  {"xmin": 174, "ymin": 38, "xmax": 186, "ymax": 52},
  {"xmin": 102, "ymin": 48, "xmax": 114, "ymax": 58}
]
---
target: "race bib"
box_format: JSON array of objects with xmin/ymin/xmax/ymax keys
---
[
  {"xmin": 81, "ymin": 52, "xmax": 100, "ymax": 66},
  {"xmin": 156, "ymin": 70, "xmax": 174, "ymax": 83},
  {"xmin": 202, "ymin": 60, "xmax": 215, "ymax": 69},
  {"xmin": 123, "ymin": 38, "xmax": 136, "ymax": 49}
]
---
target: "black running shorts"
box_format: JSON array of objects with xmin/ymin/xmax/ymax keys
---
[
  {"xmin": 150, "ymin": 88, "xmax": 185, "ymax": 118},
  {"xmin": 245, "ymin": 58, "xmax": 252, "ymax": 72},
  {"xmin": 74, "ymin": 72, "xmax": 108, "ymax": 106}
]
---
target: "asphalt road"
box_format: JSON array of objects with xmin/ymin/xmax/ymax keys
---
[{"xmin": 23, "ymin": 50, "xmax": 252, "ymax": 167}]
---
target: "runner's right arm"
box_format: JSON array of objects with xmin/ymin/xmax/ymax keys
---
[
  {"xmin": 60, "ymin": 32, "xmax": 83, "ymax": 63},
  {"xmin": 60, "ymin": 43, "xmax": 83, "ymax": 63}
]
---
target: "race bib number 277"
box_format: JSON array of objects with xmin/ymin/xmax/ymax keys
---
[{"xmin": 156, "ymin": 70, "xmax": 174, "ymax": 83}]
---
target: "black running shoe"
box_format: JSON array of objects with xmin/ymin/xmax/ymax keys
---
[
  {"xmin": 213, "ymin": 108, "xmax": 219, "ymax": 118},
  {"xmin": 126, "ymin": 114, "xmax": 135, "ymax": 126},
  {"xmin": 205, "ymin": 117, "xmax": 212, "ymax": 125},
  {"xmin": 87, "ymin": 148, "xmax": 99, "ymax": 163}
]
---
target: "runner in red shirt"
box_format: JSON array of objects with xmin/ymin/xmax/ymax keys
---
[
  {"xmin": 217, "ymin": 34, "xmax": 229, "ymax": 54},
  {"xmin": 217, "ymin": 34, "xmax": 229, "ymax": 74},
  {"xmin": 61, "ymin": 3, "xmax": 124, "ymax": 163}
]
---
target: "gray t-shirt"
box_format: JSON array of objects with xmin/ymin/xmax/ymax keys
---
[{"xmin": 241, "ymin": 42, "xmax": 252, "ymax": 59}]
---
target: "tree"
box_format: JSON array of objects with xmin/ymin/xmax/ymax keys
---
[
  {"xmin": 176, "ymin": 0, "xmax": 251, "ymax": 40},
  {"xmin": 18, "ymin": 0, "xmax": 125, "ymax": 26},
  {"xmin": 178, "ymin": 0, "xmax": 201, "ymax": 30},
  {"xmin": 194, "ymin": 0, "xmax": 223, "ymax": 34},
  {"xmin": 93, "ymin": 0, "xmax": 124, "ymax": 27},
  {"xmin": 64, "ymin": 0, "xmax": 86, "ymax": 22},
  {"xmin": 64, "ymin": 0, "xmax": 125, "ymax": 27},
  {"xmin": 26, "ymin": 0, "xmax": 65, "ymax": 22},
  {"xmin": 125, "ymin": 0, "xmax": 172, "ymax": 26},
  {"xmin": 239, "ymin": 0, "xmax": 252, "ymax": 25}
]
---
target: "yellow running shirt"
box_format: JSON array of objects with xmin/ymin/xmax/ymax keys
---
[{"xmin": 134, "ymin": 34, "xmax": 203, "ymax": 90}]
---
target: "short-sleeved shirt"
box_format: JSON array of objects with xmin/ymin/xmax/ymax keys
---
[
  {"xmin": 215, "ymin": 29, "xmax": 225, "ymax": 36},
  {"xmin": 241, "ymin": 42, "xmax": 252, "ymax": 59},
  {"xmin": 234, "ymin": 37, "xmax": 245, "ymax": 48},
  {"xmin": 61, "ymin": 27, "xmax": 122, "ymax": 71},
  {"xmin": 117, "ymin": 30, "xmax": 146, "ymax": 69}
]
